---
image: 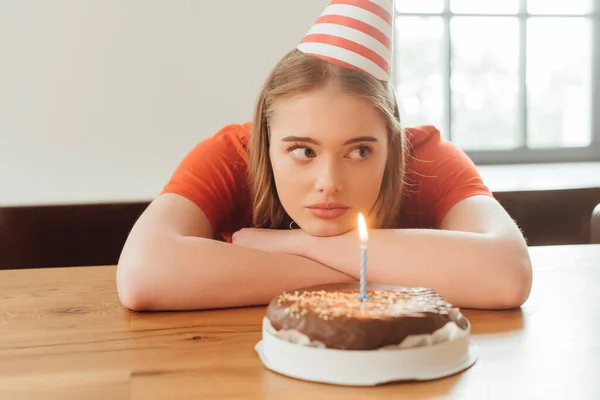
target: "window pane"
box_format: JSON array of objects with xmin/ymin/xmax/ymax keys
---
[
  {"xmin": 451, "ymin": 17, "xmax": 520, "ymax": 150},
  {"xmin": 527, "ymin": 0, "xmax": 593, "ymax": 15},
  {"xmin": 396, "ymin": 0, "xmax": 444, "ymax": 14},
  {"xmin": 394, "ymin": 17, "xmax": 445, "ymax": 134},
  {"xmin": 450, "ymin": 0, "xmax": 520, "ymax": 14},
  {"xmin": 527, "ymin": 18, "xmax": 592, "ymax": 148}
]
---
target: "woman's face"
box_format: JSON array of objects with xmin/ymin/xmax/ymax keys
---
[{"xmin": 269, "ymin": 85, "xmax": 389, "ymax": 237}]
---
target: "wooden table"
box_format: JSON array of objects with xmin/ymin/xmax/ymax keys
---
[{"xmin": 1, "ymin": 245, "xmax": 599, "ymax": 399}]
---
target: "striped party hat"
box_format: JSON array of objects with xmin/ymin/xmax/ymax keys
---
[{"xmin": 297, "ymin": 0, "xmax": 394, "ymax": 81}]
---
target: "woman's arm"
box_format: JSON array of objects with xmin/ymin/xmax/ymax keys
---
[
  {"xmin": 116, "ymin": 194, "xmax": 356, "ymax": 311},
  {"xmin": 233, "ymin": 196, "xmax": 532, "ymax": 310},
  {"xmin": 304, "ymin": 195, "xmax": 532, "ymax": 309}
]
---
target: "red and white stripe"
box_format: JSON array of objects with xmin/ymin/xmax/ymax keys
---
[{"xmin": 297, "ymin": 0, "xmax": 394, "ymax": 81}]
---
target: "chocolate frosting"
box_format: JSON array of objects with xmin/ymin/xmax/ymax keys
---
[{"xmin": 266, "ymin": 283, "xmax": 468, "ymax": 350}]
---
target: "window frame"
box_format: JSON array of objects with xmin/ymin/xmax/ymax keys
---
[{"xmin": 393, "ymin": 0, "xmax": 600, "ymax": 165}]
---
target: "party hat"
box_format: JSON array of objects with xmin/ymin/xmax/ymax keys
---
[{"xmin": 297, "ymin": 0, "xmax": 394, "ymax": 81}]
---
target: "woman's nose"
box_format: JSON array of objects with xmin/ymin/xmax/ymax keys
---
[{"xmin": 313, "ymin": 159, "xmax": 344, "ymax": 194}]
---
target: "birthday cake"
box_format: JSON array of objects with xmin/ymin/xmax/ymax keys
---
[{"xmin": 264, "ymin": 283, "xmax": 469, "ymax": 351}]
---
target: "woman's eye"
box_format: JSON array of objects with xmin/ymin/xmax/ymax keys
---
[
  {"xmin": 290, "ymin": 147, "xmax": 316, "ymax": 160},
  {"xmin": 348, "ymin": 146, "xmax": 372, "ymax": 160}
]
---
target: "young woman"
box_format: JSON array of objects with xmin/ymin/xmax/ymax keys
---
[{"xmin": 116, "ymin": 1, "xmax": 532, "ymax": 312}]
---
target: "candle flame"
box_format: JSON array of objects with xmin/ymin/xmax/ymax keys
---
[{"xmin": 358, "ymin": 213, "xmax": 368, "ymax": 243}]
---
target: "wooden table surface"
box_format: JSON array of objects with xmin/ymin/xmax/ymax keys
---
[{"xmin": 1, "ymin": 245, "xmax": 599, "ymax": 400}]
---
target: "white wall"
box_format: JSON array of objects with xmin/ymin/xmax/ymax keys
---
[{"xmin": 0, "ymin": 0, "xmax": 329, "ymax": 206}]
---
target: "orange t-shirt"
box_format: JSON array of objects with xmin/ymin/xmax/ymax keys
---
[{"xmin": 161, "ymin": 122, "xmax": 492, "ymax": 241}]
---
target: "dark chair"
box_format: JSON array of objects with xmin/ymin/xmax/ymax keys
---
[
  {"xmin": 592, "ymin": 203, "xmax": 600, "ymax": 244},
  {"xmin": 494, "ymin": 188, "xmax": 600, "ymax": 246},
  {"xmin": 0, "ymin": 202, "xmax": 149, "ymax": 270}
]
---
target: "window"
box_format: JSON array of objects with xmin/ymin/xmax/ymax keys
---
[{"xmin": 393, "ymin": 0, "xmax": 600, "ymax": 164}]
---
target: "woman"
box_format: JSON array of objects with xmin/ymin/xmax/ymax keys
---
[{"xmin": 116, "ymin": 1, "xmax": 532, "ymax": 312}]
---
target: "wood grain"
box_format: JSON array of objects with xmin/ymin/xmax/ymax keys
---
[{"xmin": 1, "ymin": 246, "xmax": 600, "ymax": 399}]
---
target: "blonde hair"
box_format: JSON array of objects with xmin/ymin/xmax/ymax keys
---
[{"xmin": 248, "ymin": 49, "xmax": 406, "ymax": 230}]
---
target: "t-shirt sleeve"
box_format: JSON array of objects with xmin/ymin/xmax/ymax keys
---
[
  {"xmin": 160, "ymin": 123, "xmax": 250, "ymax": 234},
  {"xmin": 409, "ymin": 126, "xmax": 493, "ymax": 229}
]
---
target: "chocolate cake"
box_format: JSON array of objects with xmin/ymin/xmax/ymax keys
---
[{"xmin": 265, "ymin": 283, "xmax": 468, "ymax": 351}]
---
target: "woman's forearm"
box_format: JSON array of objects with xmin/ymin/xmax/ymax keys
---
[
  {"xmin": 299, "ymin": 229, "xmax": 532, "ymax": 309},
  {"xmin": 116, "ymin": 234, "xmax": 356, "ymax": 311}
]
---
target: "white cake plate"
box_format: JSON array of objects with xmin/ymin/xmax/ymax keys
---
[{"xmin": 255, "ymin": 323, "xmax": 477, "ymax": 386}]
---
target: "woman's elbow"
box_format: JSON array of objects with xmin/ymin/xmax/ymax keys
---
[
  {"xmin": 498, "ymin": 251, "xmax": 533, "ymax": 309},
  {"xmin": 116, "ymin": 254, "xmax": 153, "ymax": 312}
]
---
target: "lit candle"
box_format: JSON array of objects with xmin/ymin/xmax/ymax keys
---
[{"xmin": 357, "ymin": 213, "xmax": 370, "ymax": 301}]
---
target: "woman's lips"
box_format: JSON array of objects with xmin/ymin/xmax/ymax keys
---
[{"xmin": 306, "ymin": 206, "xmax": 350, "ymax": 220}]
